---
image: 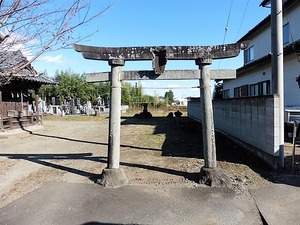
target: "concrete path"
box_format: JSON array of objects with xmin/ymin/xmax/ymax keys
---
[
  {"xmin": 2, "ymin": 180, "xmax": 300, "ymax": 225},
  {"xmin": 0, "ymin": 182, "xmax": 262, "ymax": 225},
  {"xmin": 250, "ymin": 183, "xmax": 300, "ymax": 225}
]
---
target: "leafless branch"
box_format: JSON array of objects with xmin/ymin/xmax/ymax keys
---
[{"xmin": 0, "ymin": 0, "xmax": 112, "ymax": 80}]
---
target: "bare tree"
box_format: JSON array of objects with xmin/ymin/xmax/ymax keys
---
[{"xmin": 0, "ymin": 0, "xmax": 111, "ymax": 80}]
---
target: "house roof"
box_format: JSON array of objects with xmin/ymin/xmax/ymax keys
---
[
  {"xmin": 0, "ymin": 50, "xmax": 55, "ymax": 86},
  {"xmin": 13, "ymin": 74, "xmax": 56, "ymax": 84},
  {"xmin": 238, "ymin": 0, "xmax": 299, "ymax": 42},
  {"xmin": 0, "ymin": 51, "xmax": 36, "ymax": 76},
  {"xmin": 260, "ymin": 0, "xmax": 271, "ymax": 7}
]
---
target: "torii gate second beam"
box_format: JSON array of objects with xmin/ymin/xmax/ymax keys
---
[{"xmin": 85, "ymin": 69, "xmax": 236, "ymax": 82}]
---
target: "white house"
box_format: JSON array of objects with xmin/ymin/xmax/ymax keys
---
[
  {"xmin": 174, "ymin": 98, "xmax": 188, "ymax": 106},
  {"xmin": 188, "ymin": 0, "xmax": 300, "ymax": 168},
  {"xmin": 223, "ymin": 0, "xmax": 300, "ymax": 108}
]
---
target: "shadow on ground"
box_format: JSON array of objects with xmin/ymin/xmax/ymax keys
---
[
  {"xmin": 121, "ymin": 116, "xmax": 299, "ymax": 186},
  {"xmin": 1, "ymin": 116, "xmax": 299, "ymax": 187}
]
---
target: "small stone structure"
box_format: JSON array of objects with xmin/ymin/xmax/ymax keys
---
[{"xmin": 133, "ymin": 103, "xmax": 152, "ymax": 119}]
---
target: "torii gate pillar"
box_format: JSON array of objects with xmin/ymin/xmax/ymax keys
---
[
  {"xmin": 97, "ymin": 58, "xmax": 128, "ymax": 187},
  {"xmin": 196, "ymin": 58, "xmax": 217, "ymax": 168},
  {"xmin": 196, "ymin": 58, "xmax": 231, "ymax": 187}
]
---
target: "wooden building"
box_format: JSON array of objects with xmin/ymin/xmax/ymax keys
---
[{"xmin": 0, "ymin": 50, "xmax": 55, "ymax": 130}]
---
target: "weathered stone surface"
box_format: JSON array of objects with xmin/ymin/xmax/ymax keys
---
[
  {"xmin": 85, "ymin": 69, "xmax": 237, "ymax": 82},
  {"xmin": 73, "ymin": 42, "xmax": 248, "ymax": 61},
  {"xmin": 199, "ymin": 167, "xmax": 232, "ymax": 187},
  {"xmin": 97, "ymin": 168, "xmax": 128, "ymax": 188}
]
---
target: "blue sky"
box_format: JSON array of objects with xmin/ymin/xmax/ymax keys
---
[{"xmin": 32, "ymin": 0, "xmax": 270, "ymax": 99}]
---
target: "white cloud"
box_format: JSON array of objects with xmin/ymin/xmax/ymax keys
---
[
  {"xmin": 40, "ymin": 55, "xmax": 63, "ymax": 64},
  {"xmin": 0, "ymin": 30, "xmax": 35, "ymax": 59}
]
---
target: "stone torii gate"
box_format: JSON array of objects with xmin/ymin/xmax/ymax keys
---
[{"xmin": 73, "ymin": 43, "xmax": 248, "ymax": 187}]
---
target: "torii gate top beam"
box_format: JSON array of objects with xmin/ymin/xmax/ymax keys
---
[{"xmin": 73, "ymin": 42, "xmax": 248, "ymax": 61}]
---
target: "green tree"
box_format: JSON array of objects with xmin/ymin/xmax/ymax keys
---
[
  {"xmin": 94, "ymin": 82, "xmax": 110, "ymax": 105},
  {"xmin": 164, "ymin": 90, "xmax": 174, "ymax": 105},
  {"xmin": 121, "ymin": 82, "xmax": 132, "ymax": 105},
  {"xmin": 131, "ymin": 82, "xmax": 143, "ymax": 104},
  {"xmin": 213, "ymin": 81, "xmax": 223, "ymax": 99},
  {"xmin": 39, "ymin": 70, "xmax": 111, "ymax": 105},
  {"xmin": 39, "ymin": 83, "xmax": 58, "ymax": 103},
  {"xmin": 54, "ymin": 70, "xmax": 82, "ymax": 102}
]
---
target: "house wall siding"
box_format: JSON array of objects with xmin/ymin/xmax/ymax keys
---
[
  {"xmin": 284, "ymin": 54, "xmax": 300, "ymax": 106},
  {"xmin": 188, "ymin": 96, "xmax": 280, "ymax": 168},
  {"xmin": 250, "ymin": 27, "xmax": 271, "ymax": 60},
  {"xmin": 224, "ymin": 55, "xmax": 300, "ymax": 106},
  {"xmin": 284, "ymin": 5, "xmax": 300, "ymax": 42},
  {"xmin": 224, "ymin": 65, "xmax": 272, "ymax": 97},
  {"xmin": 224, "ymin": 3, "xmax": 300, "ymax": 104}
]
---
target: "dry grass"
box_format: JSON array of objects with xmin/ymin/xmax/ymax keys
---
[{"xmin": 43, "ymin": 115, "xmax": 109, "ymax": 122}]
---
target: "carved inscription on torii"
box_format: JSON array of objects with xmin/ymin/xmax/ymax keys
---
[{"xmin": 73, "ymin": 42, "xmax": 247, "ymax": 74}]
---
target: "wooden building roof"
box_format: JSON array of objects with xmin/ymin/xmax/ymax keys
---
[{"xmin": 0, "ymin": 50, "xmax": 55, "ymax": 87}]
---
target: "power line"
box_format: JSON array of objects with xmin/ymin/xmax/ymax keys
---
[
  {"xmin": 218, "ymin": 0, "xmax": 234, "ymax": 70},
  {"xmin": 235, "ymin": 0, "xmax": 250, "ymax": 41},
  {"xmin": 222, "ymin": 0, "xmax": 234, "ymax": 45},
  {"xmin": 220, "ymin": 0, "xmax": 250, "ymax": 70}
]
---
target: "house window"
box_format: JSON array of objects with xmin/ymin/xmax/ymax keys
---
[
  {"xmin": 244, "ymin": 46, "xmax": 254, "ymax": 64},
  {"xmin": 262, "ymin": 80, "xmax": 270, "ymax": 95},
  {"xmin": 283, "ymin": 23, "xmax": 289, "ymax": 45},
  {"xmin": 223, "ymin": 89, "xmax": 230, "ymax": 99},
  {"xmin": 250, "ymin": 84, "xmax": 254, "ymax": 96},
  {"xmin": 254, "ymin": 83, "xmax": 259, "ymax": 95},
  {"xmin": 249, "ymin": 80, "xmax": 270, "ymax": 96},
  {"xmin": 234, "ymin": 87, "xmax": 241, "ymax": 98},
  {"xmin": 233, "ymin": 85, "xmax": 249, "ymax": 98},
  {"xmin": 241, "ymin": 85, "xmax": 249, "ymax": 97}
]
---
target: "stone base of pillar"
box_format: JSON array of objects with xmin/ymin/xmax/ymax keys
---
[
  {"xmin": 97, "ymin": 168, "xmax": 128, "ymax": 188},
  {"xmin": 199, "ymin": 167, "xmax": 232, "ymax": 187}
]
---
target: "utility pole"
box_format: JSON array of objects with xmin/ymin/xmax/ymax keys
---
[{"xmin": 271, "ymin": 0, "xmax": 284, "ymax": 167}]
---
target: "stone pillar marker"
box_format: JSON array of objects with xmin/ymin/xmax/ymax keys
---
[
  {"xmin": 97, "ymin": 58, "xmax": 128, "ymax": 187},
  {"xmin": 196, "ymin": 58, "xmax": 231, "ymax": 187}
]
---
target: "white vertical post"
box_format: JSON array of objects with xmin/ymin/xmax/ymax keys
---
[{"xmin": 271, "ymin": 0, "xmax": 284, "ymax": 167}]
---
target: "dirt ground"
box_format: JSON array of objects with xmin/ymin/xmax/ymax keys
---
[{"xmin": 0, "ymin": 115, "xmax": 297, "ymax": 208}]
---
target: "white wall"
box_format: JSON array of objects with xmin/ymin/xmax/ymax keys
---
[
  {"xmin": 188, "ymin": 96, "xmax": 280, "ymax": 168},
  {"xmin": 223, "ymin": 64, "xmax": 272, "ymax": 97},
  {"xmin": 285, "ymin": 5, "xmax": 300, "ymax": 42},
  {"xmin": 284, "ymin": 55, "xmax": 300, "ymax": 106},
  {"xmin": 224, "ymin": 54, "xmax": 300, "ymax": 106},
  {"xmin": 249, "ymin": 26, "xmax": 271, "ymax": 60}
]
